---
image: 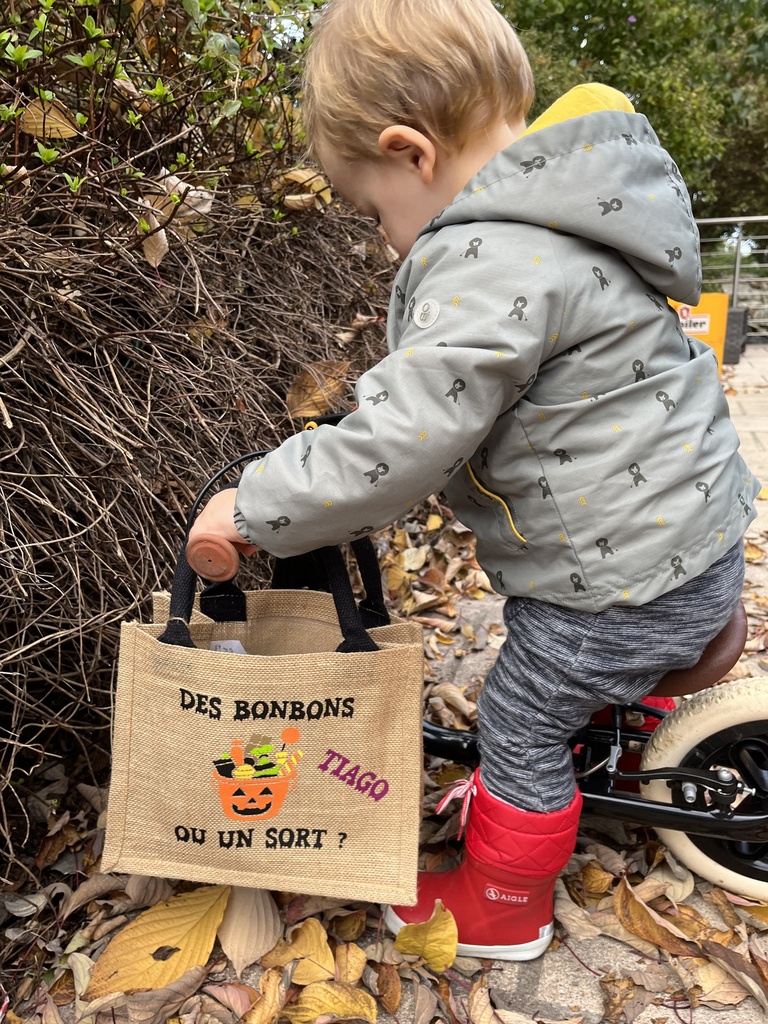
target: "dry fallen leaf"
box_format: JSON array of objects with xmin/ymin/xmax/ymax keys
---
[
  {"xmin": 579, "ymin": 859, "xmax": 616, "ymax": 896},
  {"xmin": 553, "ymin": 879, "xmax": 603, "ymax": 940},
  {"xmin": 282, "ymin": 192, "xmax": 316, "ymax": 211},
  {"xmin": 125, "ymin": 874, "xmax": 175, "ymax": 910},
  {"xmin": 393, "ymin": 899, "xmax": 458, "ymax": 972},
  {"xmin": 274, "ymin": 167, "xmax": 333, "ymax": 209},
  {"xmin": 281, "ymin": 981, "xmax": 377, "ymax": 1023},
  {"xmin": 362, "ymin": 935, "xmax": 421, "ymax": 965},
  {"xmin": 242, "ymin": 967, "xmax": 286, "ymax": 1024},
  {"xmin": 672, "ymin": 956, "xmax": 751, "ymax": 1009},
  {"xmin": 85, "ymin": 885, "xmax": 231, "ymax": 998},
  {"xmin": 204, "ymin": 982, "xmax": 259, "ymax": 1018},
  {"xmin": 61, "ymin": 873, "xmax": 128, "ymax": 919},
  {"xmin": 285, "ymin": 360, "xmax": 350, "ymax": 418},
  {"xmin": 430, "ymin": 682, "xmax": 475, "ymax": 721},
  {"xmin": 154, "ymin": 170, "xmax": 214, "ymax": 220},
  {"xmin": 137, "ymin": 199, "xmax": 169, "ymax": 268},
  {"xmin": 698, "ymin": 938, "xmax": 768, "ymax": 1011},
  {"xmin": 612, "ymin": 877, "xmax": 699, "ymax": 958},
  {"xmin": 468, "ymin": 976, "xmax": 535, "ymax": 1023},
  {"xmin": 371, "ymin": 962, "xmax": 402, "ymax": 1014},
  {"xmin": 334, "ymin": 942, "xmax": 367, "ymax": 985},
  {"xmin": 745, "ymin": 541, "xmax": 765, "ymax": 563},
  {"xmin": 125, "ymin": 966, "xmax": 210, "ymax": 1024},
  {"xmin": 20, "ymin": 98, "xmax": 78, "ymax": 138},
  {"xmin": 261, "ymin": 916, "xmax": 335, "ymax": 983},
  {"xmin": 435, "ymin": 976, "xmax": 460, "ymax": 1023},
  {"xmin": 587, "ymin": 908, "xmax": 659, "ymax": 957},
  {"xmin": 599, "ymin": 973, "xmax": 637, "ymax": 1024},
  {"xmin": 0, "ymin": 163, "xmax": 31, "ymax": 188},
  {"xmin": 328, "ymin": 908, "xmax": 367, "ymax": 942},
  {"xmin": 216, "ymin": 887, "xmax": 282, "ymax": 979},
  {"xmin": 284, "ymin": 894, "xmax": 351, "ymax": 925},
  {"xmin": 412, "ymin": 981, "xmax": 439, "ymax": 1024}
]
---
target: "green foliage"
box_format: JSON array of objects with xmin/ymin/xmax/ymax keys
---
[
  {"xmin": 498, "ymin": 0, "xmax": 768, "ymax": 216},
  {"xmin": 0, "ymin": 0, "xmax": 324, "ymax": 189},
  {"xmin": 35, "ymin": 140, "xmax": 59, "ymax": 164}
]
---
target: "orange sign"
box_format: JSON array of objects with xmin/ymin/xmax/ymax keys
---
[{"xmin": 669, "ymin": 292, "xmax": 729, "ymax": 371}]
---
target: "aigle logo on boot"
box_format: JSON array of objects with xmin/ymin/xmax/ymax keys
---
[{"xmin": 484, "ymin": 885, "xmax": 530, "ymax": 904}]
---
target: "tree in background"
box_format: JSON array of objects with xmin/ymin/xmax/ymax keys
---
[{"xmin": 498, "ymin": 0, "xmax": 768, "ymax": 217}]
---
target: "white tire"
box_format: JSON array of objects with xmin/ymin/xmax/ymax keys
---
[{"xmin": 640, "ymin": 676, "xmax": 768, "ymax": 901}]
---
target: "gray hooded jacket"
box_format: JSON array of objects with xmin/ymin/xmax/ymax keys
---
[{"xmin": 235, "ymin": 109, "xmax": 758, "ymax": 611}]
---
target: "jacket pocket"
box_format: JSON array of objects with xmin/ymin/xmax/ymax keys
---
[{"xmin": 465, "ymin": 464, "xmax": 527, "ymax": 545}]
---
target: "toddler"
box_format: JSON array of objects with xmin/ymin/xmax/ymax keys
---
[{"xmin": 188, "ymin": 0, "xmax": 758, "ymax": 960}]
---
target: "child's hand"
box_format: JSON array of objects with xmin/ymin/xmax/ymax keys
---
[{"xmin": 186, "ymin": 488, "xmax": 259, "ymax": 579}]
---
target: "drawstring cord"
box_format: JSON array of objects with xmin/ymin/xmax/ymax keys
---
[{"xmin": 435, "ymin": 771, "xmax": 476, "ymax": 840}]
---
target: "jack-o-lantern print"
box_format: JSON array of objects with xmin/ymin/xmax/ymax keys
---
[{"xmin": 211, "ymin": 727, "xmax": 303, "ymax": 822}]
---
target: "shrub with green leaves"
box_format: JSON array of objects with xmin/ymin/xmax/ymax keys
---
[{"xmin": 0, "ymin": 0, "xmax": 324, "ymax": 181}]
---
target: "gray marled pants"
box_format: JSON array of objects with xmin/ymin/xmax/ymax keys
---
[{"xmin": 478, "ymin": 542, "xmax": 745, "ymax": 812}]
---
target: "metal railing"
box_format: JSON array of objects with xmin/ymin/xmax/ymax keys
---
[{"xmin": 697, "ymin": 216, "xmax": 768, "ymax": 340}]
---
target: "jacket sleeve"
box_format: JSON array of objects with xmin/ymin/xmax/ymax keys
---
[{"xmin": 234, "ymin": 224, "xmax": 566, "ymax": 556}]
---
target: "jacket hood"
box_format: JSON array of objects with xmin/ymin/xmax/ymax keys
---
[{"xmin": 422, "ymin": 110, "xmax": 702, "ymax": 304}]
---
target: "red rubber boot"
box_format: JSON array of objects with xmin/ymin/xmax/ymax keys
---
[{"xmin": 384, "ymin": 773, "xmax": 582, "ymax": 960}]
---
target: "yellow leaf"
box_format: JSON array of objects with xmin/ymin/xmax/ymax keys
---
[
  {"xmin": 426, "ymin": 514, "xmax": 443, "ymax": 531},
  {"xmin": 732, "ymin": 902, "xmax": 768, "ymax": 925},
  {"xmin": 242, "ymin": 967, "xmax": 285, "ymax": 1024},
  {"xmin": 745, "ymin": 542, "xmax": 765, "ymax": 563},
  {"xmin": 328, "ymin": 909, "xmax": 367, "ymax": 942},
  {"xmin": 20, "ymin": 98, "xmax": 78, "ymax": 139},
  {"xmin": 285, "ymin": 360, "xmax": 350, "ymax": 418},
  {"xmin": 335, "ymin": 942, "xmax": 367, "ymax": 985},
  {"xmin": 85, "ymin": 885, "xmax": 231, "ymax": 998},
  {"xmin": 261, "ymin": 917, "xmax": 334, "ymax": 983},
  {"xmin": 580, "ymin": 859, "xmax": 616, "ymax": 895},
  {"xmin": 276, "ymin": 167, "xmax": 333, "ymax": 207},
  {"xmin": 383, "ymin": 564, "xmax": 409, "ymax": 593},
  {"xmin": 436, "ymin": 764, "xmax": 470, "ymax": 787},
  {"xmin": 282, "ymin": 982, "xmax": 376, "ymax": 1024},
  {"xmin": 245, "ymin": 118, "xmax": 268, "ymax": 153},
  {"xmin": 758, "ymin": 487, "xmax": 768, "ymax": 501},
  {"xmin": 393, "ymin": 899, "xmax": 457, "ymax": 972},
  {"xmin": 131, "ymin": 0, "xmax": 146, "ymax": 26}
]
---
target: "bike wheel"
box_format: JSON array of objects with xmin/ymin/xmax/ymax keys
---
[{"xmin": 640, "ymin": 676, "xmax": 768, "ymax": 901}]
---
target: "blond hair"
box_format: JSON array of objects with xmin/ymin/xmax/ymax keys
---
[{"xmin": 302, "ymin": 0, "xmax": 534, "ymax": 160}]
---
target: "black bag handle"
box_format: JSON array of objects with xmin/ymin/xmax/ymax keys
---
[
  {"xmin": 268, "ymin": 538, "xmax": 388, "ymax": 630},
  {"xmin": 158, "ymin": 538, "xmax": 380, "ymax": 653},
  {"xmin": 158, "ymin": 454, "xmax": 383, "ymax": 653}
]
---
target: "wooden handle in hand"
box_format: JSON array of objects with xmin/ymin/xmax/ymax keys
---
[{"xmin": 186, "ymin": 533, "xmax": 240, "ymax": 581}]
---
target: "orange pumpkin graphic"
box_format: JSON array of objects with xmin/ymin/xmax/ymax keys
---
[{"xmin": 212, "ymin": 764, "xmax": 298, "ymax": 822}]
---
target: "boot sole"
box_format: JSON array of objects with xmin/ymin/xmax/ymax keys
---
[{"xmin": 383, "ymin": 905, "xmax": 554, "ymax": 961}]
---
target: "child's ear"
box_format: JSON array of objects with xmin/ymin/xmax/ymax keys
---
[{"xmin": 378, "ymin": 125, "xmax": 436, "ymax": 184}]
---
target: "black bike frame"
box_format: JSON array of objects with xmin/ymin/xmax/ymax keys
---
[{"xmin": 423, "ymin": 708, "xmax": 768, "ymax": 844}]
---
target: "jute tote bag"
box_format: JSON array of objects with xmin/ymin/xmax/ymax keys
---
[{"xmin": 102, "ymin": 537, "xmax": 424, "ymax": 905}]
